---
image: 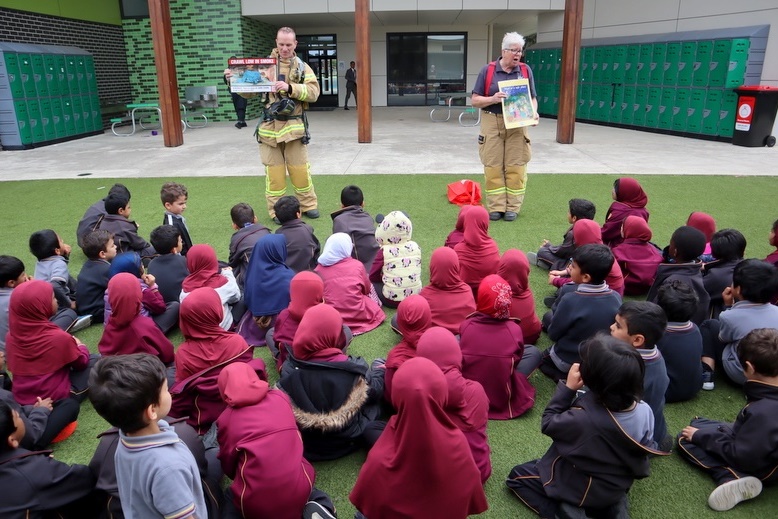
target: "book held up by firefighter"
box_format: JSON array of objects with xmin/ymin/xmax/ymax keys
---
[{"xmin": 228, "ymin": 58, "xmax": 278, "ymax": 93}]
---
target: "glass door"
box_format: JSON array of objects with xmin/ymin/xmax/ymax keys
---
[{"xmin": 296, "ymin": 35, "xmax": 338, "ymax": 109}]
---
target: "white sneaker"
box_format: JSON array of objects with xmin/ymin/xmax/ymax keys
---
[
  {"xmin": 708, "ymin": 476, "xmax": 762, "ymax": 511},
  {"xmin": 526, "ymin": 251, "xmax": 538, "ymax": 266},
  {"xmin": 69, "ymin": 315, "xmax": 92, "ymax": 333},
  {"xmin": 302, "ymin": 501, "xmax": 336, "ymax": 519}
]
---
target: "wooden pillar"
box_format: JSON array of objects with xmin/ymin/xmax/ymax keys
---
[
  {"xmin": 148, "ymin": 0, "xmax": 183, "ymax": 147},
  {"xmin": 556, "ymin": 0, "xmax": 584, "ymax": 144},
  {"xmin": 355, "ymin": 0, "xmax": 372, "ymax": 143}
]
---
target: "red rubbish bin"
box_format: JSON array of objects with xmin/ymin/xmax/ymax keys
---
[{"xmin": 732, "ymin": 85, "xmax": 778, "ymax": 147}]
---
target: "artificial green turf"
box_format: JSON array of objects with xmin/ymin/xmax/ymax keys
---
[{"xmin": 0, "ymin": 173, "xmax": 775, "ymax": 518}]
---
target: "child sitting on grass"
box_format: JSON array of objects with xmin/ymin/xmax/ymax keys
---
[
  {"xmin": 160, "ymin": 182, "xmax": 192, "ymax": 256},
  {"xmin": 686, "ymin": 211, "xmax": 717, "ymax": 262},
  {"xmin": 528, "ymin": 198, "xmax": 595, "ymax": 270},
  {"xmin": 369, "ymin": 210, "xmax": 422, "ymax": 308},
  {"xmin": 384, "ymin": 295, "xmax": 432, "ymax": 403},
  {"xmin": 228, "ymin": 202, "xmax": 270, "ymax": 288},
  {"xmin": 678, "ymin": 328, "xmax": 778, "ymax": 511},
  {"xmin": 444, "ymin": 205, "xmax": 473, "ymax": 249},
  {"xmin": 507, "ymin": 335, "xmax": 665, "ymax": 518},
  {"xmin": 274, "ymin": 196, "xmax": 320, "ymax": 273},
  {"xmin": 181, "ymin": 244, "xmax": 241, "ymax": 331},
  {"xmin": 76, "ymin": 182, "xmax": 130, "ymax": 247},
  {"xmin": 454, "ymin": 205, "xmax": 500, "ymax": 296},
  {"xmin": 611, "ymin": 215, "xmax": 663, "ymax": 296},
  {"xmin": 98, "ymin": 191, "xmax": 156, "ymax": 258},
  {"xmin": 766, "ymin": 218, "xmax": 778, "ymax": 266},
  {"xmin": 76, "ymin": 229, "xmax": 117, "ymax": 323},
  {"xmin": 498, "ymin": 249, "xmax": 542, "ymax": 345},
  {"xmin": 419, "ymin": 247, "xmax": 476, "ymax": 335},
  {"xmin": 601, "ymin": 177, "xmax": 649, "ymax": 247},
  {"xmin": 331, "ymin": 185, "xmax": 379, "ymax": 272},
  {"xmin": 29, "ymin": 229, "xmax": 84, "ymax": 330},
  {"xmin": 703, "ymin": 228, "xmax": 746, "ymax": 318},
  {"xmin": 147, "ymin": 225, "xmax": 188, "ymax": 304}
]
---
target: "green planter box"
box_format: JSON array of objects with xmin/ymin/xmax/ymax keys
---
[
  {"xmin": 658, "ymin": 87, "xmax": 676, "ymax": 130},
  {"xmin": 650, "ymin": 43, "xmax": 666, "ymax": 86},
  {"xmin": 663, "ymin": 42, "xmax": 681, "ymax": 87},
  {"xmin": 678, "ymin": 42, "xmax": 696, "ymax": 87},
  {"xmin": 672, "ymin": 88, "xmax": 691, "ymax": 132}
]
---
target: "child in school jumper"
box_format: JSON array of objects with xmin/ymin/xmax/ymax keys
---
[
  {"xmin": 331, "ymin": 184, "xmax": 379, "ymax": 272},
  {"xmin": 106, "ymin": 252, "xmax": 179, "ymax": 334},
  {"xmin": 181, "ymin": 244, "xmax": 241, "ymax": 330},
  {"xmin": 217, "ymin": 362, "xmax": 337, "ymax": 519},
  {"xmin": 315, "ymin": 233, "xmax": 385, "ymax": 335},
  {"xmin": 600, "ymin": 177, "xmax": 649, "ymax": 247},
  {"xmin": 507, "ymin": 335, "xmax": 665, "ymax": 518},
  {"xmin": 274, "ymin": 196, "xmax": 321, "ymax": 272},
  {"xmin": 679, "ymin": 328, "xmax": 778, "ymax": 512},
  {"xmin": 498, "ymin": 249, "xmax": 542, "ymax": 345},
  {"xmin": 460, "ymin": 275, "xmax": 540, "ymax": 419},
  {"xmin": 350, "ymin": 357, "xmax": 488, "ymax": 518},
  {"xmin": 160, "ymin": 182, "xmax": 192, "ymax": 256},
  {"xmin": 369, "ymin": 210, "xmax": 422, "ymax": 308},
  {"xmin": 228, "ymin": 202, "xmax": 270, "ymax": 288},
  {"xmin": 646, "ymin": 225, "xmax": 710, "ymax": 325},
  {"xmin": 541, "ymin": 244, "xmax": 623, "ymax": 383},
  {"xmin": 687, "ymin": 211, "xmax": 717, "ymax": 262},
  {"xmin": 419, "ymin": 247, "xmax": 476, "ymax": 335},
  {"xmin": 610, "ymin": 301, "xmax": 671, "ymax": 451},
  {"xmin": 1, "ymin": 256, "xmax": 32, "ymax": 352},
  {"xmin": 98, "ymin": 192, "xmax": 156, "ymax": 258},
  {"xmin": 76, "ymin": 230, "xmax": 117, "ymax": 323},
  {"xmin": 267, "ymin": 271, "xmax": 351, "ymax": 371},
  {"xmin": 766, "ymin": 218, "xmax": 778, "ymax": 266},
  {"xmin": 444, "ymin": 204, "xmax": 473, "ymax": 249},
  {"xmin": 147, "ymin": 225, "xmax": 189, "ymax": 303},
  {"xmin": 700, "ymin": 259, "xmax": 778, "ymax": 388},
  {"xmin": 89, "ymin": 354, "xmax": 208, "ymax": 519},
  {"xmin": 29, "ymin": 229, "xmax": 79, "ymax": 317},
  {"xmin": 612, "ymin": 215, "xmax": 663, "ymax": 296},
  {"xmin": 454, "ymin": 205, "xmax": 501, "ymax": 295},
  {"xmin": 703, "ymin": 228, "xmax": 746, "ymax": 319},
  {"xmin": 384, "ymin": 295, "xmax": 432, "ymax": 403},
  {"xmin": 656, "ymin": 280, "xmax": 703, "ymax": 403},
  {"xmin": 529, "ymin": 198, "xmax": 596, "ymax": 270},
  {"xmin": 417, "ymin": 327, "xmax": 492, "ymax": 483},
  {"xmin": 278, "ymin": 304, "xmax": 385, "ymax": 461},
  {"xmin": 76, "ymin": 183, "xmax": 130, "ymax": 247},
  {"xmin": 0, "ymin": 400, "xmax": 95, "ymax": 519}
]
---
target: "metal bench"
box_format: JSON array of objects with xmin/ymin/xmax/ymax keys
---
[{"xmin": 429, "ymin": 95, "xmax": 481, "ymax": 127}]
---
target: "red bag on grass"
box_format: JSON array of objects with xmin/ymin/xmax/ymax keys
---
[{"xmin": 447, "ymin": 179, "xmax": 482, "ymax": 206}]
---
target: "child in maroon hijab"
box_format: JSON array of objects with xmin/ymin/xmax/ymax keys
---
[
  {"xmin": 601, "ymin": 177, "xmax": 649, "ymax": 247},
  {"xmin": 612, "ymin": 215, "xmax": 663, "ymax": 296},
  {"xmin": 444, "ymin": 205, "xmax": 474, "ymax": 249},
  {"xmin": 384, "ymin": 295, "xmax": 432, "ymax": 403},
  {"xmin": 216, "ymin": 362, "xmax": 336, "ymax": 519},
  {"xmin": 687, "ymin": 211, "xmax": 716, "ymax": 262},
  {"xmin": 181, "ymin": 244, "xmax": 241, "ymax": 330},
  {"xmin": 454, "ymin": 205, "xmax": 500, "ymax": 295},
  {"xmin": 417, "ymin": 327, "xmax": 491, "ymax": 483},
  {"xmin": 350, "ymin": 357, "xmax": 488, "ymax": 518},
  {"xmin": 460, "ymin": 275, "xmax": 540, "ymax": 419},
  {"xmin": 420, "ymin": 247, "xmax": 476, "ymax": 335},
  {"xmin": 498, "ymin": 249, "xmax": 542, "ymax": 344}
]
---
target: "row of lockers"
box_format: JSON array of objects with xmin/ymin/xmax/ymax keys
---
[
  {"xmin": 1, "ymin": 52, "xmax": 98, "ymax": 100},
  {"xmin": 525, "ymin": 38, "xmax": 750, "ymax": 89},
  {"xmin": 0, "ymin": 95, "xmax": 102, "ymax": 146}
]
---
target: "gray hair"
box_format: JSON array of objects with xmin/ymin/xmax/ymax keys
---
[
  {"xmin": 502, "ymin": 32, "xmax": 526, "ymax": 50},
  {"xmin": 277, "ymin": 26, "xmax": 296, "ymax": 38}
]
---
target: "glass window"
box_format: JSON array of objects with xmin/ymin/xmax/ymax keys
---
[{"xmin": 120, "ymin": 0, "xmax": 149, "ymax": 18}]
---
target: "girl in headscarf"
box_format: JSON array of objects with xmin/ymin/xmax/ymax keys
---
[
  {"xmin": 369, "ymin": 210, "xmax": 422, "ymax": 308},
  {"xmin": 600, "ymin": 177, "xmax": 649, "ymax": 247},
  {"xmin": 99, "ymin": 273, "xmax": 174, "ymax": 367},
  {"xmin": 686, "ymin": 211, "xmax": 716, "ymax": 262},
  {"xmin": 315, "ymin": 233, "xmax": 385, "ymax": 335},
  {"xmin": 454, "ymin": 205, "xmax": 500, "ymax": 295},
  {"xmin": 459, "ymin": 274, "xmax": 539, "ymax": 419},
  {"xmin": 267, "ymin": 271, "xmax": 351, "ymax": 371},
  {"xmin": 278, "ymin": 304, "xmax": 385, "ymax": 461},
  {"xmin": 384, "ymin": 295, "xmax": 432, "ymax": 403},
  {"xmin": 5, "ymin": 280, "xmax": 89, "ymax": 448},
  {"xmin": 420, "ymin": 247, "xmax": 476, "ymax": 335},
  {"xmin": 181, "ymin": 244, "xmax": 241, "ymax": 330},
  {"xmin": 444, "ymin": 205, "xmax": 474, "ymax": 249},
  {"xmin": 349, "ymin": 357, "xmax": 488, "ymax": 518},
  {"xmin": 104, "ymin": 251, "xmax": 179, "ymax": 333},
  {"xmin": 498, "ymin": 249, "xmax": 542, "ymax": 345},
  {"xmin": 612, "ymin": 215, "xmax": 663, "ymax": 296},
  {"xmin": 417, "ymin": 327, "xmax": 491, "ymax": 483}
]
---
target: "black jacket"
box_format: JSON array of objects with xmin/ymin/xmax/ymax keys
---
[
  {"xmin": 76, "ymin": 259, "xmax": 110, "ymax": 322},
  {"xmin": 647, "ymin": 261, "xmax": 710, "ymax": 325},
  {"xmin": 163, "ymin": 213, "xmax": 193, "ymax": 256},
  {"xmin": 147, "ymin": 253, "xmax": 189, "ymax": 303}
]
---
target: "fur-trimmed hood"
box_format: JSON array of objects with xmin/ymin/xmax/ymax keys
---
[{"xmin": 289, "ymin": 377, "xmax": 369, "ymax": 432}]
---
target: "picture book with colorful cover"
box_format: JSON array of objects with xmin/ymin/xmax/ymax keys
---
[{"xmin": 498, "ymin": 78, "xmax": 537, "ymax": 129}]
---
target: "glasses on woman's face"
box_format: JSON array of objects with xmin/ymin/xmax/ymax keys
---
[{"xmin": 504, "ymin": 48, "xmax": 523, "ymax": 55}]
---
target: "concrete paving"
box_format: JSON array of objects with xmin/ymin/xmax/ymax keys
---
[{"xmin": 0, "ymin": 106, "xmax": 775, "ymax": 182}]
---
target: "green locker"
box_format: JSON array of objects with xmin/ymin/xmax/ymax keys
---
[
  {"xmin": 592, "ymin": 47, "xmax": 604, "ymax": 83},
  {"xmin": 27, "ymin": 100, "xmax": 45, "ymax": 143},
  {"xmin": 612, "ymin": 45, "xmax": 627, "ymax": 83},
  {"xmin": 633, "ymin": 86, "xmax": 648, "ymax": 126},
  {"xmin": 55, "ymin": 55, "xmax": 69, "ymax": 95},
  {"xmin": 621, "ymin": 86, "xmax": 637, "ymax": 125},
  {"xmin": 3, "ymin": 53, "xmax": 24, "ymax": 99},
  {"xmin": 663, "ymin": 42, "xmax": 681, "ymax": 86},
  {"xmin": 30, "ymin": 54, "xmax": 47, "ymax": 97},
  {"xmin": 80, "ymin": 95, "xmax": 91, "ymax": 132},
  {"xmin": 84, "ymin": 55, "xmax": 96, "ymax": 93},
  {"xmin": 547, "ymin": 49, "xmax": 559, "ymax": 84},
  {"xmin": 693, "ymin": 40, "xmax": 713, "ymax": 87},
  {"xmin": 593, "ymin": 84, "xmax": 611, "ymax": 122},
  {"xmin": 65, "ymin": 56, "xmax": 79, "ymax": 95},
  {"xmin": 76, "ymin": 56, "xmax": 89, "ymax": 94},
  {"xmin": 649, "ymin": 44, "xmax": 666, "ymax": 86},
  {"xmin": 13, "ymin": 100, "xmax": 32, "ymax": 144},
  {"xmin": 549, "ymin": 84, "xmax": 559, "ymax": 116},
  {"xmin": 702, "ymin": 89, "xmax": 722, "ymax": 135},
  {"xmin": 672, "ymin": 88, "xmax": 691, "ymax": 132},
  {"xmin": 577, "ymin": 83, "xmax": 591, "ymax": 119},
  {"xmin": 18, "ymin": 54, "xmax": 36, "ymax": 99},
  {"xmin": 610, "ymin": 84, "xmax": 625, "ymax": 124},
  {"xmin": 624, "ymin": 45, "xmax": 640, "ymax": 84},
  {"xmin": 637, "ymin": 45, "xmax": 652, "ymax": 85},
  {"xmin": 90, "ymin": 95, "xmax": 103, "ymax": 131},
  {"xmin": 602, "ymin": 46, "xmax": 614, "ymax": 84},
  {"xmin": 658, "ymin": 88, "xmax": 676, "ymax": 130},
  {"xmin": 718, "ymin": 90, "xmax": 738, "ymax": 137},
  {"xmin": 645, "ymin": 87, "xmax": 662, "ymax": 127},
  {"xmin": 678, "ymin": 42, "xmax": 696, "ymax": 86},
  {"xmin": 43, "ymin": 54, "xmax": 60, "ymax": 96},
  {"xmin": 686, "ymin": 88, "xmax": 706, "ymax": 133},
  {"xmin": 709, "ymin": 39, "xmax": 750, "ymax": 88},
  {"xmin": 580, "ymin": 47, "xmax": 594, "ymax": 84},
  {"xmin": 61, "ymin": 97, "xmax": 76, "ymax": 136},
  {"xmin": 72, "ymin": 96, "xmax": 85, "ymax": 134},
  {"xmin": 38, "ymin": 98, "xmax": 56, "ymax": 141},
  {"xmin": 536, "ymin": 50, "xmax": 548, "ymax": 82},
  {"xmin": 51, "ymin": 98, "xmax": 66, "ymax": 138}
]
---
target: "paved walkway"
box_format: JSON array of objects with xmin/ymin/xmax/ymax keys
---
[{"xmin": 0, "ymin": 107, "xmax": 775, "ymax": 181}]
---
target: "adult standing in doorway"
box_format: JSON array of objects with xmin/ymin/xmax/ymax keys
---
[
  {"xmin": 224, "ymin": 56, "xmax": 248, "ymax": 129},
  {"xmin": 224, "ymin": 27, "xmax": 321, "ymax": 221},
  {"xmin": 344, "ymin": 61, "xmax": 357, "ymax": 110},
  {"xmin": 471, "ymin": 32, "xmax": 538, "ymax": 222}
]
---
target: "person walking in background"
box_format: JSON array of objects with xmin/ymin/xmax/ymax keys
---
[
  {"xmin": 224, "ymin": 56, "xmax": 248, "ymax": 128},
  {"xmin": 345, "ymin": 61, "xmax": 357, "ymax": 110}
]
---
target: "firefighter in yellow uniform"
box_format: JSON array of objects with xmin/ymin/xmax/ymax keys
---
[{"xmin": 471, "ymin": 32, "xmax": 539, "ymax": 222}]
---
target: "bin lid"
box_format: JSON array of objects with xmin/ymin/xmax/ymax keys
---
[{"xmin": 735, "ymin": 85, "xmax": 778, "ymax": 92}]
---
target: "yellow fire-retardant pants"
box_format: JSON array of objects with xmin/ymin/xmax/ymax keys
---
[
  {"xmin": 478, "ymin": 112, "xmax": 532, "ymax": 214},
  {"xmin": 259, "ymin": 139, "xmax": 318, "ymax": 217}
]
